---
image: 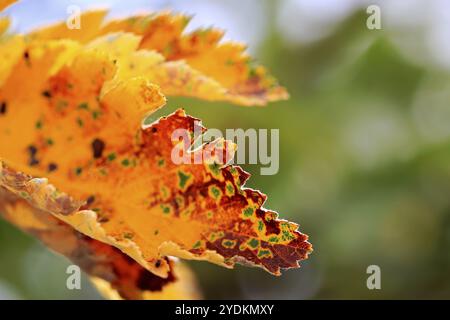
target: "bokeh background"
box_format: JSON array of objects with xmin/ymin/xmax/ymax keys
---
[{"xmin": 1, "ymin": 0, "xmax": 450, "ymax": 299}]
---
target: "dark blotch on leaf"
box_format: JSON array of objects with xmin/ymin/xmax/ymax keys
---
[
  {"xmin": 27, "ymin": 145, "xmax": 37, "ymax": 156},
  {"xmin": 27, "ymin": 145, "xmax": 39, "ymax": 166},
  {"xmin": 75, "ymin": 167, "xmax": 82, "ymax": 175},
  {"xmin": 91, "ymin": 138, "xmax": 105, "ymax": 159},
  {"xmin": 48, "ymin": 163, "xmax": 58, "ymax": 172},
  {"xmin": 86, "ymin": 195, "xmax": 95, "ymax": 205},
  {"xmin": 0, "ymin": 101, "xmax": 7, "ymax": 115},
  {"xmin": 41, "ymin": 90, "xmax": 52, "ymax": 98}
]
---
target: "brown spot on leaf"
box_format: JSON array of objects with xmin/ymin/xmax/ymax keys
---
[{"xmin": 91, "ymin": 138, "xmax": 105, "ymax": 159}]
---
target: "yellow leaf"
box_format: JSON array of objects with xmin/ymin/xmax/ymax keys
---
[
  {"xmin": 29, "ymin": 10, "xmax": 108, "ymax": 43},
  {"xmin": 0, "ymin": 35, "xmax": 24, "ymax": 85},
  {"xmin": 0, "ymin": 17, "xmax": 10, "ymax": 36},
  {"xmin": 28, "ymin": 10, "xmax": 288, "ymax": 106},
  {"xmin": 87, "ymin": 32, "xmax": 227, "ymax": 101}
]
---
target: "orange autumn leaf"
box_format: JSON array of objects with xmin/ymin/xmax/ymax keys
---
[
  {"xmin": 86, "ymin": 32, "xmax": 228, "ymax": 102},
  {"xmin": 0, "ymin": 5, "xmax": 312, "ymax": 299},
  {"xmin": 29, "ymin": 10, "xmax": 109, "ymax": 43},
  {"xmin": 28, "ymin": 10, "xmax": 288, "ymax": 106},
  {"xmin": 98, "ymin": 12, "xmax": 285, "ymax": 105}
]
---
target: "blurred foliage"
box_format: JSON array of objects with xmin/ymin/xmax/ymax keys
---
[{"xmin": 1, "ymin": 2, "xmax": 449, "ymax": 299}]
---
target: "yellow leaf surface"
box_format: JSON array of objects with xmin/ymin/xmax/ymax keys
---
[
  {"xmin": 87, "ymin": 32, "xmax": 227, "ymax": 101},
  {"xmin": 0, "ymin": 35, "xmax": 24, "ymax": 85},
  {"xmin": 0, "ymin": 17, "xmax": 10, "ymax": 35},
  {"xmin": 29, "ymin": 10, "xmax": 108, "ymax": 44},
  {"xmin": 28, "ymin": 10, "xmax": 288, "ymax": 106}
]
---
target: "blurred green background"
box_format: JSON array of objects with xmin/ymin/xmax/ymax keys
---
[{"xmin": 1, "ymin": 0, "xmax": 449, "ymax": 299}]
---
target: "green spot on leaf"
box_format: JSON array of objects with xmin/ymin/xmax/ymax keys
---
[
  {"xmin": 19, "ymin": 191, "xmax": 29, "ymax": 199},
  {"xmin": 123, "ymin": 232, "xmax": 134, "ymax": 240},
  {"xmin": 226, "ymin": 182, "xmax": 235, "ymax": 196},
  {"xmin": 258, "ymin": 220, "xmax": 264, "ymax": 232},
  {"xmin": 209, "ymin": 162, "xmax": 221, "ymax": 176},
  {"xmin": 243, "ymin": 206, "xmax": 254, "ymax": 218},
  {"xmin": 78, "ymin": 102, "xmax": 89, "ymax": 110},
  {"xmin": 92, "ymin": 110, "xmax": 101, "ymax": 119},
  {"xmin": 257, "ymin": 249, "xmax": 272, "ymax": 258},
  {"xmin": 248, "ymin": 238, "xmax": 259, "ymax": 249},
  {"xmin": 222, "ymin": 239, "xmax": 236, "ymax": 248},
  {"xmin": 46, "ymin": 138, "xmax": 54, "ymax": 146},
  {"xmin": 209, "ymin": 186, "xmax": 221, "ymax": 199},
  {"xmin": 107, "ymin": 153, "xmax": 116, "ymax": 161},
  {"xmin": 160, "ymin": 204, "xmax": 171, "ymax": 215},
  {"xmin": 177, "ymin": 170, "xmax": 191, "ymax": 189},
  {"xmin": 192, "ymin": 240, "xmax": 201, "ymax": 249}
]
